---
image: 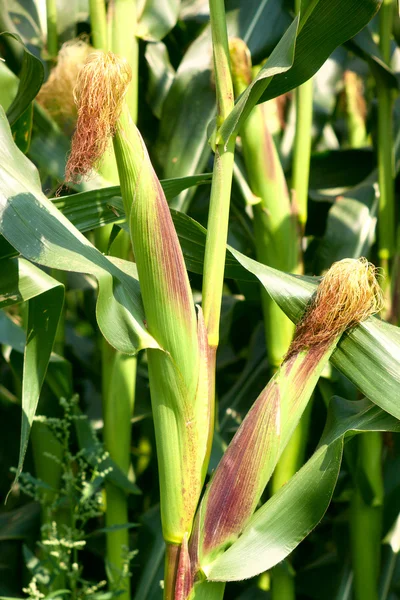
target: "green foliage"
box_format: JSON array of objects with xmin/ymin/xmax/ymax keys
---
[{"xmin": 1, "ymin": 1, "xmax": 400, "ymax": 599}]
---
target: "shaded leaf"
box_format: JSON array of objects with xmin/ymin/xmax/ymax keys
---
[
  {"xmin": 0, "ymin": 257, "xmax": 64, "ymax": 483},
  {"xmin": 0, "ymin": 107, "xmax": 157, "ymax": 355},
  {"xmin": 1, "ymin": 32, "xmax": 44, "ymax": 125}
]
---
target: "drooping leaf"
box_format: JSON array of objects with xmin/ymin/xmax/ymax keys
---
[
  {"xmin": 260, "ymin": 0, "xmax": 381, "ymax": 101},
  {"xmin": 347, "ymin": 25, "xmax": 399, "ymax": 90},
  {"xmin": 11, "ymin": 103, "xmax": 33, "ymax": 153},
  {"xmin": 1, "ymin": 32, "xmax": 44, "ymax": 125},
  {"xmin": 204, "ymin": 397, "xmax": 400, "ymax": 581},
  {"xmin": 51, "ymin": 173, "xmax": 213, "ymax": 233},
  {"xmin": 50, "ymin": 189, "xmax": 400, "ymax": 425},
  {"xmin": 0, "ymin": 257, "xmax": 64, "ymax": 485},
  {"xmin": 219, "ymin": 0, "xmax": 381, "ymax": 144},
  {"xmin": 0, "ymin": 107, "xmax": 157, "ymax": 355},
  {"xmin": 145, "ymin": 42, "xmax": 175, "ymax": 118}
]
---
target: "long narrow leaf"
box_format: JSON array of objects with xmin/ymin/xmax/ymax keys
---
[
  {"xmin": 0, "ymin": 258, "xmax": 64, "ymax": 484},
  {"xmin": 205, "ymin": 397, "xmax": 400, "ymax": 581}
]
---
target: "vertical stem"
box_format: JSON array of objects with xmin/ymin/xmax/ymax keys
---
[
  {"xmin": 349, "ymin": 6, "xmax": 393, "ymax": 599},
  {"xmin": 88, "ymin": 5, "xmax": 139, "ymax": 598},
  {"xmin": 202, "ymin": 0, "xmax": 235, "ymax": 347},
  {"xmin": 111, "ymin": 0, "xmax": 138, "ymax": 123},
  {"xmin": 292, "ymin": 78, "xmax": 313, "ymax": 228},
  {"xmin": 164, "ymin": 544, "xmax": 180, "ymax": 600},
  {"xmin": 31, "ymin": 270, "xmax": 67, "ymax": 591},
  {"xmin": 46, "ymin": 0, "xmax": 58, "ymax": 59},
  {"xmin": 377, "ymin": 0, "xmax": 395, "ymax": 272},
  {"xmin": 292, "ymin": 0, "xmax": 313, "ymax": 229},
  {"xmin": 350, "ymin": 433, "xmax": 383, "ymax": 600},
  {"xmin": 230, "ymin": 48, "xmax": 298, "ymax": 367},
  {"xmin": 102, "ymin": 343, "xmax": 136, "ymax": 600},
  {"xmin": 31, "ymin": 421, "xmax": 68, "ymax": 590},
  {"xmin": 89, "ymin": 0, "xmax": 108, "ymax": 49}
]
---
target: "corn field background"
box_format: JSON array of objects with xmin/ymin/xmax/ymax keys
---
[{"xmin": 1, "ymin": 0, "xmax": 400, "ymax": 599}]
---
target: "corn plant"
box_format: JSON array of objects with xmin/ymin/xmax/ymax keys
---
[{"xmin": 1, "ymin": 0, "xmax": 400, "ymax": 600}]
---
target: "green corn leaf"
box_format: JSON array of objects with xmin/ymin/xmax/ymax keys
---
[
  {"xmin": 49, "ymin": 190, "xmax": 400, "ymax": 421},
  {"xmin": 188, "ymin": 582, "xmax": 225, "ymax": 599},
  {"xmin": 0, "ymin": 107, "xmax": 158, "ymax": 355},
  {"xmin": 0, "ymin": 257, "xmax": 64, "ymax": 486},
  {"xmin": 204, "ymin": 397, "xmax": 400, "ymax": 582},
  {"xmin": 11, "ymin": 103, "xmax": 33, "ymax": 154},
  {"xmin": 137, "ymin": 0, "xmax": 180, "ymax": 41},
  {"xmin": 230, "ymin": 248, "xmax": 400, "ymax": 421},
  {"xmin": 51, "ymin": 173, "xmax": 212, "ymax": 234},
  {"xmin": 217, "ymin": 17, "xmax": 298, "ymax": 145},
  {"xmin": 0, "ymin": 32, "xmax": 44, "ymax": 125},
  {"xmin": 219, "ymin": 0, "xmax": 381, "ymax": 144}
]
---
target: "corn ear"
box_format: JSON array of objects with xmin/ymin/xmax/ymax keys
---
[
  {"xmin": 114, "ymin": 108, "xmax": 213, "ymax": 540},
  {"xmin": 67, "ymin": 51, "xmax": 211, "ymax": 543},
  {"xmin": 188, "ymin": 258, "xmax": 383, "ymax": 580}
]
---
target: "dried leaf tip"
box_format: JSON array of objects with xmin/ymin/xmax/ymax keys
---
[
  {"xmin": 286, "ymin": 258, "xmax": 384, "ymax": 358},
  {"xmin": 65, "ymin": 51, "xmax": 132, "ymax": 182}
]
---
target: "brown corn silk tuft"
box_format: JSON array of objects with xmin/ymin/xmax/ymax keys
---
[
  {"xmin": 65, "ymin": 51, "xmax": 132, "ymax": 182},
  {"xmin": 37, "ymin": 38, "xmax": 93, "ymax": 133},
  {"xmin": 286, "ymin": 258, "xmax": 383, "ymax": 359}
]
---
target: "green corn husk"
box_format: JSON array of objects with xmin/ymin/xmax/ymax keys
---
[
  {"xmin": 184, "ymin": 258, "xmax": 383, "ymax": 592},
  {"xmin": 112, "ymin": 78, "xmax": 211, "ymax": 544},
  {"xmin": 65, "ymin": 53, "xmax": 212, "ymax": 598}
]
